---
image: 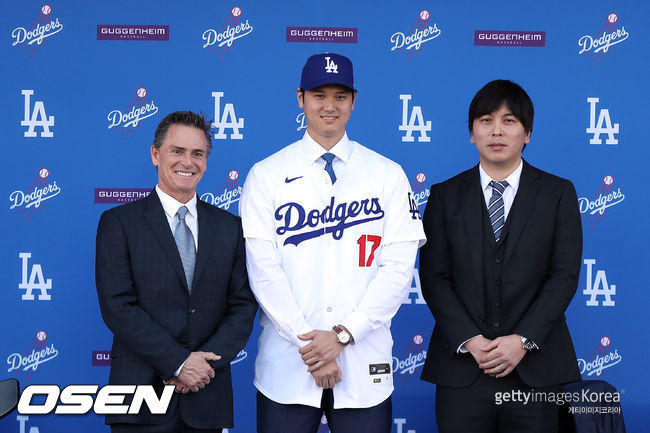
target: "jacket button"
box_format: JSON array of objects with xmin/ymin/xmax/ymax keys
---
[
  {"xmin": 495, "ymin": 257, "xmax": 502, "ymax": 264},
  {"xmin": 496, "ymin": 280, "xmax": 502, "ymax": 286},
  {"xmin": 495, "ymin": 302, "xmax": 501, "ymax": 307},
  {"xmin": 189, "ymin": 308, "xmax": 197, "ymax": 314},
  {"xmin": 493, "ymin": 322, "xmax": 500, "ymax": 328},
  {"xmin": 478, "ymin": 315, "xmax": 485, "ymax": 322}
]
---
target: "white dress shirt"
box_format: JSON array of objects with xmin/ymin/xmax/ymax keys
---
[{"xmin": 240, "ymin": 132, "xmax": 426, "ymax": 408}]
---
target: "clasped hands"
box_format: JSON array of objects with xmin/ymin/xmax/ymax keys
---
[
  {"xmin": 164, "ymin": 351, "xmax": 220, "ymax": 394},
  {"xmin": 298, "ymin": 330, "xmax": 345, "ymax": 389},
  {"xmin": 464, "ymin": 334, "xmax": 526, "ymax": 378}
]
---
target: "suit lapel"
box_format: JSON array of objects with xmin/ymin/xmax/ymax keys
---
[
  {"xmin": 461, "ymin": 166, "xmax": 485, "ymax": 309},
  {"xmin": 504, "ymin": 160, "xmax": 540, "ymax": 264},
  {"xmin": 193, "ymin": 200, "xmax": 217, "ymax": 292},
  {"xmin": 142, "ymin": 190, "xmax": 189, "ymax": 291}
]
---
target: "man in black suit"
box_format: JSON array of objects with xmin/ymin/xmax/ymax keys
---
[
  {"xmin": 96, "ymin": 111, "xmax": 257, "ymax": 433},
  {"xmin": 420, "ymin": 80, "xmax": 582, "ymax": 433}
]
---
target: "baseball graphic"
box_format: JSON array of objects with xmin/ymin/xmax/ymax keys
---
[
  {"xmin": 416, "ymin": 172, "xmax": 426, "ymax": 183},
  {"xmin": 39, "ymin": 168, "xmax": 50, "ymax": 179},
  {"xmin": 37, "ymin": 330, "xmax": 47, "ymax": 341},
  {"xmin": 232, "ymin": 7, "xmax": 242, "ymax": 17},
  {"xmin": 603, "ymin": 175, "xmax": 614, "ymax": 185},
  {"xmin": 607, "ymin": 13, "xmax": 618, "ymax": 23},
  {"xmin": 420, "ymin": 10, "xmax": 430, "ymax": 20},
  {"xmin": 600, "ymin": 336, "xmax": 611, "ymax": 347},
  {"xmin": 413, "ymin": 334, "xmax": 424, "ymax": 344},
  {"xmin": 228, "ymin": 170, "xmax": 239, "ymax": 181},
  {"xmin": 136, "ymin": 87, "xmax": 147, "ymax": 98},
  {"xmin": 41, "ymin": 5, "xmax": 52, "ymax": 15}
]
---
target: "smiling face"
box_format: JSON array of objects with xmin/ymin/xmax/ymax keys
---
[
  {"xmin": 297, "ymin": 84, "xmax": 356, "ymax": 150},
  {"xmin": 470, "ymin": 104, "xmax": 530, "ymax": 173},
  {"xmin": 151, "ymin": 123, "xmax": 208, "ymax": 203}
]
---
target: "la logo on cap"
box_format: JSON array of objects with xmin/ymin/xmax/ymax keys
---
[{"xmin": 325, "ymin": 56, "xmax": 338, "ymax": 74}]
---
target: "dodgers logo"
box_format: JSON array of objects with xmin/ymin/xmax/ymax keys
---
[
  {"xmin": 411, "ymin": 172, "xmax": 430, "ymax": 211},
  {"xmin": 583, "ymin": 258, "xmax": 616, "ymax": 307},
  {"xmin": 12, "ymin": 5, "xmax": 64, "ymax": 57},
  {"xmin": 390, "ymin": 10, "xmax": 441, "ymax": 62},
  {"xmin": 200, "ymin": 170, "xmax": 242, "ymax": 214},
  {"xmin": 107, "ymin": 88, "xmax": 159, "ymax": 141},
  {"xmin": 578, "ymin": 13, "xmax": 629, "ymax": 66},
  {"xmin": 579, "ymin": 175, "xmax": 624, "ymax": 227},
  {"xmin": 324, "ymin": 56, "xmax": 338, "ymax": 73},
  {"xmin": 202, "ymin": 6, "xmax": 253, "ymax": 60},
  {"xmin": 230, "ymin": 349, "xmax": 248, "ymax": 365},
  {"xmin": 22, "ymin": 90, "xmax": 54, "ymax": 138},
  {"xmin": 10, "ymin": 168, "xmax": 61, "ymax": 220},
  {"xmin": 275, "ymin": 197, "xmax": 384, "ymax": 246},
  {"xmin": 577, "ymin": 336, "xmax": 622, "ymax": 377},
  {"xmin": 393, "ymin": 335, "xmax": 427, "ymax": 388},
  {"xmin": 586, "ymin": 97, "xmax": 619, "ymax": 145},
  {"xmin": 7, "ymin": 331, "xmax": 59, "ymax": 383}
]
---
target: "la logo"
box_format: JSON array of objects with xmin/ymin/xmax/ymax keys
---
[
  {"xmin": 19, "ymin": 252, "xmax": 52, "ymax": 301},
  {"xmin": 21, "ymin": 90, "xmax": 54, "ymax": 138},
  {"xmin": 399, "ymin": 94, "xmax": 431, "ymax": 142},
  {"xmin": 324, "ymin": 56, "xmax": 338, "ymax": 74},
  {"xmin": 586, "ymin": 97, "xmax": 619, "ymax": 145},
  {"xmin": 212, "ymin": 91, "xmax": 244, "ymax": 140}
]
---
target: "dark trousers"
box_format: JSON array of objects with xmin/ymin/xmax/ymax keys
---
[
  {"xmin": 257, "ymin": 390, "xmax": 392, "ymax": 433},
  {"xmin": 435, "ymin": 371, "xmax": 561, "ymax": 433},
  {"xmin": 111, "ymin": 409, "xmax": 222, "ymax": 433}
]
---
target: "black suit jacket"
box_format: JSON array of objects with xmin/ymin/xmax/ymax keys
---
[
  {"xmin": 95, "ymin": 190, "xmax": 257, "ymax": 428},
  {"xmin": 420, "ymin": 161, "xmax": 582, "ymax": 388}
]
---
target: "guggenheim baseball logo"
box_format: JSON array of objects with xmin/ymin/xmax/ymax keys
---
[
  {"xmin": 203, "ymin": 7, "xmax": 253, "ymax": 60},
  {"xmin": 95, "ymin": 188, "xmax": 151, "ymax": 204},
  {"xmin": 11, "ymin": 5, "xmax": 63, "ymax": 57},
  {"xmin": 286, "ymin": 26, "xmax": 357, "ymax": 43},
  {"xmin": 97, "ymin": 24, "xmax": 169, "ymax": 41},
  {"xmin": 474, "ymin": 30, "xmax": 545, "ymax": 47}
]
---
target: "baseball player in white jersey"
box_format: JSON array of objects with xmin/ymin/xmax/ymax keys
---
[{"xmin": 240, "ymin": 53, "xmax": 426, "ymax": 433}]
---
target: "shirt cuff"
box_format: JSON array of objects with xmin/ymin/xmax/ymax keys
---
[
  {"xmin": 173, "ymin": 360, "xmax": 186, "ymax": 377},
  {"xmin": 458, "ymin": 335, "xmax": 482, "ymax": 353}
]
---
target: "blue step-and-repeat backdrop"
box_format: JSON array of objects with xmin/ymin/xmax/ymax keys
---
[{"xmin": 2, "ymin": 1, "xmax": 648, "ymax": 432}]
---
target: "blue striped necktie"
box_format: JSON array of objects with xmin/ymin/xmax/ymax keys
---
[
  {"xmin": 321, "ymin": 153, "xmax": 337, "ymax": 184},
  {"xmin": 488, "ymin": 180, "xmax": 509, "ymax": 243},
  {"xmin": 174, "ymin": 206, "xmax": 196, "ymax": 292}
]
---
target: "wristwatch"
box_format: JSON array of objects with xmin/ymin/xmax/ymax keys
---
[
  {"xmin": 521, "ymin": 336, "xmax": 536, "ymax": 351},
  {"xmin": 333, "ymin": 325, "xmax": 352, "ymax": 346}
]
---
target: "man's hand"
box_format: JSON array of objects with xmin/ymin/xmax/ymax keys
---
[
  {"xmin": 164, "ymin": 377, "xmax": 190, "ymax": 394},
  {"xmin": 463, "ymin": 335, "xmax": 493, "ymax": 366},
  {"xmin": 298, "ymin": 330, "xmax": 344, "ymax": 373},
  {"xmin": 311, "ymin": 360, "xmax": 343, "ymax": 389},
  {"xmin": 477, "ymin": 334, "xmax": 526, "ymax": 378},
  {"xmin": 178, "ymin": 351, "xmax": 220, "ymax": 392}
]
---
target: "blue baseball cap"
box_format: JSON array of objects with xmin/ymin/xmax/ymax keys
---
[{"xmin": 300, "ymin": 53, "xmax": 356, "ymax": 92}]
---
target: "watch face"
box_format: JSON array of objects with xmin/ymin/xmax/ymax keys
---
[{"xmin": 337, "ymin": 331, "xmax": 350, "ymax": 344}]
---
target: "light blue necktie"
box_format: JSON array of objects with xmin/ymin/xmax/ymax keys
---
[
  {"xmin": 488, "ymin": 180, "xmax": 509, "ymax": 243},
  {"xmin": 174, "ymin": 206, "xmax": 196, "ymax": 292},
  {"xmin": 322, "ymin": 153, "xmax": 337, "ymax": 184}
]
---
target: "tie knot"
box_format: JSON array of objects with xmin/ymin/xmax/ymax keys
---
[
  {"xmin": 322, "ymin": 153, "xmax": 336, "ymax": 164},
  {"xmin": 176, "ymin": 206, "xmax": 188, "ymax": 221},
  {"xmin": 490, "ymin": 180, "xmax": 508, "ymax": 195}
]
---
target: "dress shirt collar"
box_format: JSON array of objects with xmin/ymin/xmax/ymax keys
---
[
  {"xmin": 155, "ymin": 185, "xmax": 198, "ymax": 220},
  {"xmin": 301, "ymin": 131, "xmax": 353, "ymax": 165},
  {"xmin": 479, "ymin": 159, "xmax": 523, "ymax": 194}
]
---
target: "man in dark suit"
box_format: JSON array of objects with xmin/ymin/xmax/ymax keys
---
[
  {"xmin": 420, "ymin": 80, "xmax": 582, "ymax": 433},
  {"xmin": 96, "ymin": 111, "xmax": 258, "ymax": 433}
]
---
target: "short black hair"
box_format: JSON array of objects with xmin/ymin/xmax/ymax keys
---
[
  {"xmin": 153, "ymin": 111, "xmax": 212, "ymax": 156},
  {"xmin": 468, "ymin": 80, "xmax": 534, "ymax": 135}
]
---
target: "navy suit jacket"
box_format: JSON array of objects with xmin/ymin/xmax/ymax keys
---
[
  {"xmin": 420, "ymin": 161, "xmax": 582, "ymax": 388},
  {"xmin": 95, "ymin": 190, "xmax": 257, "ymax": 428}
]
